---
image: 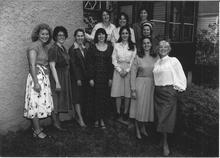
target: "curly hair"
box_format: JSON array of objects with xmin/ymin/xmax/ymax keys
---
[
  {"xmin": 31, "ymin": 23, "xmax": 52, "ymax": 45},
  {"xmin": 53, "ymin": 26, "xmax": 68, "ymax": 41},
  {"xmin": 94, "ymin": 28, "xmax": 107, "ymax": 43},
  {"xmin": 117, "ymin": 26, "xmax": 135, "ymax": 51}
]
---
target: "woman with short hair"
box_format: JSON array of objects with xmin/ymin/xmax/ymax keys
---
[
  {"xmin": 49, "ymin": 26, "xmax": 72, "ymax": 131},
  {"xmin": 153, "ymin": 40, "xmax": 187, "ymax": 156}
]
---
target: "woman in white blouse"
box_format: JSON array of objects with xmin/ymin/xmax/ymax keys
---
[
  {"xmin": 153, "ymin": 40, "xmax": 187, "ymax": 156},
  {"xmin": 111, "ymin": 26, "xmax": 136, "ymax": 121},
  {"xmin": 111, "ymin": 12, "xmax": 135, "ymax": 46},
  {"xmin": 85, "ymin": 9, "xmax": 115, "ymax": 42}
]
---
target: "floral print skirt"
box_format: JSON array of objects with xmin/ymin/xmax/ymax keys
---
[{"xmin": 24, "ymin": 65, "xmax": 54, "ymax": 119}]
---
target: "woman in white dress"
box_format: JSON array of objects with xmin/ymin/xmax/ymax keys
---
[{"xmin": 111, "ymin": 26, "xmax": 136, "ymax": 121}]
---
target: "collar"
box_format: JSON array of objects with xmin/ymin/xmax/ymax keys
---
[
  {"xmin": 160, "ymin": 55, "xmax": 169, "ymax": 61},
  {"xmin": 74, "ymin": 42, "xmax": 85, "ymax": 49}
]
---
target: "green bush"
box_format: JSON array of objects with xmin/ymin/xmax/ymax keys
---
[{"xmin": 176, "ymin": 84, "xmax": 219, "ymax": 156}]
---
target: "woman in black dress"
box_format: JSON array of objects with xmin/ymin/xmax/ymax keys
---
[
  {"xmin": 69, "ymin": 29, "xmax": 88, "ymax": 127},
  {"xmin": 49, "ymin": 26, "xmax": 72, "ymax": 131},
  {"xmin": 87, "ymin": 28, "xmax": 114, "ymax": 129}
]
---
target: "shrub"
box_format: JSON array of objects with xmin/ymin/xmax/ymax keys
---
[{"xmin": 175, "ymin": 84, "xmax": 219, "ymax": 156}]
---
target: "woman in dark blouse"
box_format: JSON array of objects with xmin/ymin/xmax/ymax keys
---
[
  {"xmin": 87, "ymin": 28, "xmax": 114, "ymax": 129},
  {"xmin": 48, "ymin": 26, "xmax": 72, "ymax": 131},
  {"xmin": 69, "ymin": 29, "xmax": 88, "ymax": 127}
]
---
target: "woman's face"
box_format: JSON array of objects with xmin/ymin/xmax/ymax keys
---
[
  {"xmin": 97, "ymin": 32, "xmax": 106, "ymax": 43},
  {"xmin": 121, "ymin": 29, "xmax": 129, "ymax": 42},
  {"xmin": 39, "ymin": 29, "xmax": 50, "ymax": 44},
  {"xmin": 159, "ymin": 42, "xmax": 170, "ymax": 58},
  {"xmin": 119, "ymin": 15, "xmax": 127, "ymax": 27},
  {"xmin": 75, "ymin": 31, "xmax": 84, "ymax": 45},
  {"xmin": 57, "ymin": 31, "xmax": 66, "ymax": 45},
  {"xmin": 102, "ymin": 11, "xmax": 110, "ymax": 23},
  {"xmin": 140, "ymin": 9, "xmax": 148, "ymax": 21},
  {"xmin": 142, "ymin": 25, "xmax": 151, "ymax": 37},
  {"xmin": 142, "ymin": 38, "xmax": 152, "ymax": 51}
]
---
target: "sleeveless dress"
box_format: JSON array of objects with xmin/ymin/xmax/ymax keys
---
[
  {"xmin": 129, "ymin": 55, "xmax": 158, "ymax": 122},
  {"xmin": 24, "ymin": 41, "xmax": 54, "ymax": 119}
]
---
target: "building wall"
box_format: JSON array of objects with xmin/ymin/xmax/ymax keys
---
[
  {"xmin": 0, "ymin": 0, "xmax": 84, "ymax": 134},
  {"xmin": 197, "ymin": 1, "xmax": 219, "ymax": 30}
]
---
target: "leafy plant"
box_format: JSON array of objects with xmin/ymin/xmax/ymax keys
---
[{"xmin": 195, "ymin": 21, "xmax": 219, "ymax": 65}]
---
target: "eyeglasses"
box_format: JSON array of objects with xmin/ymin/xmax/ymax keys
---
[{"xmin": 57, "ymin": 34, "xmax": 65, "ymax": 37}]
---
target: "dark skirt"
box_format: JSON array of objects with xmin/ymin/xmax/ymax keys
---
[
  {"xmin": 154, "ymin": 85, "xmax": 177, "ymax": 133},
  {"xmin": 71, "ymin": 79, "xmax": 88, "ymax": 105}
]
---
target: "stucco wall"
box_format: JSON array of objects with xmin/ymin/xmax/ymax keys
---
[{"xmin": 0, "ymin": 0, "xmax": 84, "ymax": 134}]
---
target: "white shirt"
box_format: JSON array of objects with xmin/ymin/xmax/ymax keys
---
[
  {"xmin": 112, "ymin": 42, "xmax": 136, "ymax": 73},
  {"xmin": 111, "ymin": 27, "xmax": 136, "ymax": 45},
  {"xmin": 153, "ymin": 55, "xmax": 187, "ymax": 92},
  {"xmin": 85, "ymin": 22, "xmax": 116, "ymax": 41}
]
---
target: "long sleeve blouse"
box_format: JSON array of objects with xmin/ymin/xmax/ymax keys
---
[
  {"xmin": 153, "ymin": 55, "xmax": 187, "ymax": 92},
  {"xmin": 112, "ymin": 42, "xmax": 136, "ymax": 73}
]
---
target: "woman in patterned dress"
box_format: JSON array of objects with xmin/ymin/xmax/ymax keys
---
[
  {"xmin": 49, "ymin": 26, "xmax": 72, "ymax": 131},
  {"xmin": 130, "ymin": 37, "xmax": 158, "ymax": 139},
  {"xmin": 87, "ymin": 28, "xmax": 114, "ymax": 129},
  {"xmin": 24, "ymin": 23, "xmax": 54, "ymax": 139}
]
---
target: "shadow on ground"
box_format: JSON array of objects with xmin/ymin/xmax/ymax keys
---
[{"xmin": 1, "ymin": 119, "xmax": 200, "ymax": 157}]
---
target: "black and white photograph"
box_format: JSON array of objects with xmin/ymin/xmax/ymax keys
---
[{"xmin": 0, "ymin": 0, "xmax": 219, "ymax": 157}]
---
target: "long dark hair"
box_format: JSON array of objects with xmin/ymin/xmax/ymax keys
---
[
  {"xmin": 117, "ymin": 26, "xmax": 135, "ymax": 51},
  {"xmin": 138, "ymin": 37, "xmax": 157, "ymax": 58}
]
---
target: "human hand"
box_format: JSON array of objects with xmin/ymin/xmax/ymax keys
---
[
  {"xmin": 89, "ymin": 80, "xmax": 94, "ymax": 87},
  {"xmin": 34, "ymin": 82, "xmax": 41, "ymax": 93},
  {"xmin": 119, "ymin": 70, "xmax": 126, "ymax": 77},
  {"xmin": 55, "ymin": 82, "xmax": 61, "ymax": 92},
  {"xmin": 108, "ymin": 80, "xmax": 112, "ymax": 87},
  {"xmin": 131, "ymin": 90, "xmax": 136, "ymax": 99},
  {"xmin": 77, "ymin": 80, "xmax": 82, "ymax": 86}
]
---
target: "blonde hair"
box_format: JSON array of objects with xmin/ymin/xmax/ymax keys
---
[{"xmin": 159, "ymin": 40, "xmax": 171, "ymax": 53}]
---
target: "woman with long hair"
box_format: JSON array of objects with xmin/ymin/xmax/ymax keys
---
[
  {"xmin": 111, "ymin": 26, "xmax": 136, "ymax": 121},
  {"xmin": 130, "ymin": 37, "xmax": 158, "ymax": 139}
]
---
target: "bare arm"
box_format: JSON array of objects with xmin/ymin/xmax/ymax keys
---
[
  {"xmin": 49, "ymin": 61, "xmax": 61, "ymax": 90},
  {"xmin": 27, "ymin": 49, "xmax": 41, "ymax": 92}
]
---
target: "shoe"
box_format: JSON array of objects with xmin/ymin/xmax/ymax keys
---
[
  {"xmin": 53, "ymin": 124, "xmax": 67, "ymax": 131},
  {"xmin": 94, "ymin": 121, "xmax": 99, "ymax": 128},
  {"xmin": 76, "ymin": 119, "xmax": 87, "ymax": 128},
  {"xmin": 32, "ymin": 128, "xmax": 49, "ymax": 139}
]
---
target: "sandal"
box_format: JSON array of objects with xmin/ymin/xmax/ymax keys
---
[{"xmin": 32, "ymin": 128, "xmax": 49, "ymax": 139}]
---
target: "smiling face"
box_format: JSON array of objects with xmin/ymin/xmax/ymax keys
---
[
  {"xmin": 142, "ymin": 38, "xmax": 152, "ymax": 52},
  {"xmin": 140, "ymin": 9, "xmax": 148, "ymax": 21},
  {"xmin": 142, "ymin": 25, "xmax": 151, "ymax": 37},
  {"xmin": 39, "ymin": 29, "xmax": 50, "ymax": 44},
  {"xmin": 121, "ymin": 28, "xmax": 129, "ymax": 42},
  {"xmin": 75, "ymin": 31, "xmax": 84, "ymax": 45},
  {"xmin": 56, "ymin": 31, "xmax": 66, "ymax": 45},
  {"xmin": 119, "ymin": 15, "xmax": 127, "ymax": 27},
  {"xmin": 102, "ymin": 11, "xmax": 110, "ymax": 23},
  {"xmin": 158, "ymin": 41, "xmax": 170, "ymax": 58},
  {"xmin": 97, "ymin": 32, "xmax": 106, "ymax": 43}
]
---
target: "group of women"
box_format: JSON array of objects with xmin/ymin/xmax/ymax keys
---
[{"xmin": 24, "ymin": 8, "xmax": 187, "ymax": 156}]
